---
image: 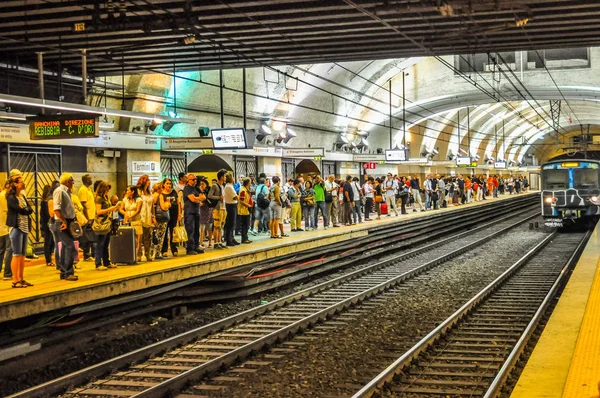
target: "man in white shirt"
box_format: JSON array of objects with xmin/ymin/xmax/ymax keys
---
[
  {"xmin": 384, "ymin": 173, "xmax": 399, "ymax": 216},
  {"xmin": 324, "ymin": 175, "xmax": 340, "ymax": 227},
  {"xmin": 363, "ymin": 177, "xmax": 374, "ymax": 221},
  {"xmin": 78, "ymin": 174, "xmax": 96, "ymax": 261},
  {"xmin": 54, "ymin": 173, "xmax": 78, "ymax": 281}
]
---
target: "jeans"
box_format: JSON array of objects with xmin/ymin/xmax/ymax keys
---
[
  {"xmin": 303, "ymin": 206, "xmax": 315, "ymax": 229},
  {"xmin": 184, "ymin": 212, "xmax": 200, "ymax": 253},
  {"xmin": 0, "ymin": 234, "xmax": 13, "ymax": 277},
  {"xmin": 412, "ymin": 190, "xmax": 424, "ymax": 211},
  {"xmin": 225, "ymin": 203, "xmax": 237, "ymax": 245},
  {"xmin": 9, "ymin": 228, "xmax": 27, "ymax": 256},
  {"xmin": 57, "ymin": 227, "xmax": 76, "ymax": 279},
  {"xmin": 314, "ymin": 201, "xmax": 328, "ymax": 228},
  {"xmin": 161, "ymin": 220, "xmax": 178, "ymax": 255},
  {"xmin": 240, "ymin": 214, "xmax": 250, "ymax": 242},
  {"xmin": 95, "ymin": 233, "xmax": 110, "ymax": 267},
  {"xmin": 364, "ymin": 197, "xmax": 373, "ymax": 219},
  {"xmin": 398, "ymin": 194, "xmax": 408, "ymax": 214},
  {"xmin": 42, "ymin": 226, "xmax": 55, "ymax": 264},
  {"xmin": 49, "ymin": 221, "xmax": 61, "ymax": 269},
  {"xmin": 352, "ymin": 200, "xmax": 362, "ymax": 223},
  {"xmin": 343, "ymin": 201, "xmax": 352, "ymax": 224}
]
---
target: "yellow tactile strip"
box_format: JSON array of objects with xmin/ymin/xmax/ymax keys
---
[
  {"xmin": 510, "ymin": 223, "xmax": 600, "ymax": 398},
  {"xmin": 563, "ymin": 253, "xmax": 600, "ymax": 398}
]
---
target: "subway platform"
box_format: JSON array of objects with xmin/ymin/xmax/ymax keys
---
[
  {"xmin": 511, "ymin": 218, "xmax": 600, "ymax": 398},
  {"xmin": 0, "ymin": 193, "xmax": 535, "ymax": 325}
]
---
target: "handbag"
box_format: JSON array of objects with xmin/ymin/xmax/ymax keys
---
[
  {"xmin": 172, "ymin": 222, "xmax": 188, "ymax": 243},
  {"xmin": 83, "ymin": 224, "xmax": 98, "ymax": 242},
  {"xmin": 92, "ymin": 215, "xmax": 112, "ymax": 235},
  {"xmin": 375, "ymin": 195, "xmax": 383, "ymax": 203},
  {"xmin": 155, "ymin": 202, "xmax": 170, "ymax": 223},
  {"xmin": 69, "ymin": 220, "xmax": 82, "ymax": 239}
]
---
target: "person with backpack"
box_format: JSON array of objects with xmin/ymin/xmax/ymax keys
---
[
  {"xmin": 208, "ymin": 169, "xmax": 226, "ymax": 250},
  {"xmin": 250, "ymin": 177, "xmax": 270, "ymax": 236}
]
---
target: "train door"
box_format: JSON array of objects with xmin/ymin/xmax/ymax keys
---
[
  {"xmin": 160, "ymin": 152, "xmax": 187, "ymax": 182},
  {"xmin": 528, "ymin": 172, "xmax": 540, "ymax": 190},
  {"xmin": 234, "ymin": 156, "xmax": 257, "ymax": 178},
  {"xmin": 7, "ymin": 144, "xmax": 61, "ymax": 246}
]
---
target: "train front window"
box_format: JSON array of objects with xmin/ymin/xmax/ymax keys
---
[
  {"xmin": 542, "ymin": 169, "xmax": 569, "ymax": 189},
  {"xmin": 574, "ymin": 168, "xmax": 599, "ymax": 189}
]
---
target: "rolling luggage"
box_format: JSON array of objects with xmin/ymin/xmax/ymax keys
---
[
  {"xmin": 380, "ymin": 203, "xmax": 388, "ymax": 215},
  {"xmin": 109, "ymin": 225, "xmax": 137, "ymax": 265}
]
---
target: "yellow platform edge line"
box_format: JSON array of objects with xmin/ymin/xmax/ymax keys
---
[{"xmin": 510, "ymin": 222, "xmax": 600, "ymax": 398}]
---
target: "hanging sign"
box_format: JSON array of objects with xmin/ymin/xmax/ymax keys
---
[
  {"xmin": 494, "ymin": 161, "xmax": 507, "ymax": 169},
  {"xmin": 363, "ymin": 162, "xmax": 377, "ymax": 170},
  {"xmin": 456, "ymin": 156, "xmax": 471, "ymax": 166},
  {"xmin": 353, "ymin": 154, "xmax": 385, "ymax": 162},
  {"xmin": 283, "ymin": 148, "xmax": 324, "ymax": 158},
  {"xmin": 28, "ymin": 114, "xmax": 99, "ymax": 140},
  {"xmin": 385, "ymin": 149, "xmax": 409, "ymax": 161},
  {"xmin": 161, "ymin": 138, "xmax": 213, "ymax": 150}
]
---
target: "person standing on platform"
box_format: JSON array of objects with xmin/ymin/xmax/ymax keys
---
[
  {"xmin": 409, "ymin": 175, "xmax": 425, "ymax": 212},
  {"xmin": 313, "ymin": 175, "xmax": 328, "ymax": 229},
  {"xmin": 269, "ymin": 176, "xmax": 285, "ymax": 238},
  {"xmin": 94, "ymin": 181, "xmax": 120, "ymax": 270},
  {"xmin": 6, "ymin": 175, "xmax": 34, "ymax": 287},
  {"xmin": 136, "ymin": 175, "xmax": 155, "ymax": 261},
  {"xmin": 161, "ymin": 178, "xmax": 180, "ymax": 258},
  {"xmin": 249, "ymin": 174, "xmax": 257, "ymax": 227},
  {"xmin": 342, "ymin": 175, "xmax": 354, "ymax": 226},
  {"xmin": 0, "ymin": 180, "xmax": 13, "ymax": 281},
  {"xmin": 209, "ymin": 169, "xmax": 226, "ymax": 250},
  {"xmin": 224, "ymin": 174, "xmax": 239, "ymax": 247},
  {"xmin": 363, "ymin": 177, "xmax": 374, "ymax": 221},
  {"xmin": 301, "ymin": 180, "xmax": 315, "ymax": 230},
  {"xmin": 237, "ymin": 177, "xmax": 253, "ymax": 244},
  {"xmin": 351, "ymin": 177, "xmax": 363, "ymax": 224},
  {"xmin": 40, "ymin": 183, "xmax": 58, "ymax": 269},
  {"xmin": 120, "ymin": 185, "xmax": 143, "ymax": 253},
  {"xmin": 288, "ymin": 179, "xmax": 302, "ymax": 231},
  {"xmin": 53, "ymin": 173, "xmax": 78, "ymax": 281},
  {"xmin": 183, "ymin": 173, "xmax": 205, "ymax": 255},
  {"xmin": 152, "ymin": 182, "xmax": 171, "ymax": 259},
  {"xmin": 250, "ymin": 177, "xmax": 270, "ymax": 236},
  {"xmin": 175, "ymin": 172, "xmax": 187, "ymax": 193},
  {"xmin": 78, "ymin": 174, "xmax": 96, "ymax": 261},
  {"xmin": 436, "ymin": 175, "xmax": 446, "ymax": 208},
  {"xmin": 384, "ymin": 173, "xmax": 399, "ymax": 216},
  {"xmin": 324, "ymin": 175, "xmax": 340, "ymax": 227}
]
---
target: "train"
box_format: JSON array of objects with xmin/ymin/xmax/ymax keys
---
[{"xmin": 541, "ymin": 159, "xmax": 600, "ymax": 228}]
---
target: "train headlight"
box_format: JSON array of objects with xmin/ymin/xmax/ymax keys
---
[
  {"xmin": 545, "ymin": 197, "xmax": 554, "ymax": 204},
  {"xmin": 592, "ymin": 196, "xmax": 599, "ymax": 202}
]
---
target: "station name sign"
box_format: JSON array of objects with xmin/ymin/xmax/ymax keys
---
[
  {"xmin": 282, "ymin": 148, "xmax": 324, "ymax": 158},
  {"xmin": 28, "ymin": 114, "xmax": 99, "ymax": 140}
]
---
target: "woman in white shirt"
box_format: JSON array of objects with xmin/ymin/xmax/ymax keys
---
[
  {"xmin": 136, "ymin": 175, "xmax": 155, "ymax": 261},
  {"xmin": 223, "ymin": 174, "xmax": 239, "ymax": 247}
]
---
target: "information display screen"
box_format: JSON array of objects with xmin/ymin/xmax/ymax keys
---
[
  {"xmin": 494, "ymin": 161, "xmax": 507, "ymax": 169},
  {"xmin": 456, "ymin": 156, "xmax": 471, "ymax": 166},
  {"xmin": 211, "ymin": 128, "xmax": 247, "ymax": 149},
  {"xmin": 28, "ymin": 114, "xmax": 99, "ymax": 140},
  {"xmin": 385, "ymin": 149, "xmax": 409, "ymax": 162}
]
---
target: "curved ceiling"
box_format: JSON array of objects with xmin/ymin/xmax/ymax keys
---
[{"xmin": 2, "ymin": 0, "xmax": 600, "ymax": 74}]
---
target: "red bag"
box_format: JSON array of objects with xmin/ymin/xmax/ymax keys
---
[{"xmin": 380, "ymin": 203, "xmax": 388, "ymax": 215}]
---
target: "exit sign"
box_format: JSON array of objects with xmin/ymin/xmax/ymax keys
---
[{"xmin": 363, "ymin": 162, "xmax": 377, "ymax": 170}]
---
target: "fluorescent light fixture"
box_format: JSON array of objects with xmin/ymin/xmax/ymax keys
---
[
  {"xmin": 261, "ymin": 124, "xmax": 272, "ymax": 135},
  {"xmin": 168, "ymin": 110, "xmax": 177, "ymax": 118},
  {"xmin": 0, "ymin": 93, "xmax": 194, "ymax": 124},
  {"xmin": 0, "ymin": 111, "xmax": 30, "ymax": 121}
]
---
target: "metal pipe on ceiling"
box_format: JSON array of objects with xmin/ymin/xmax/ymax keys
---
[
  {"xmin": 81, "ymin": 49, "xmax": 87, "ymax": 104},
  {"xmin": 37, "ymin": 52, "xmax": 45, "ymax": 114}
]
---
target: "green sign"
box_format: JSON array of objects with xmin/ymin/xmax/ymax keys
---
[{"xmin": 28, "ymin": 114, "xmax": 99, "ymax": 140}]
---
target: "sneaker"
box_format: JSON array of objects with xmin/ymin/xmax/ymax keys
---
[
  {"xmin": 84, "ymin": 257, "xmax": 93, "ymax": 262},
  {"xmin": 296, "ymin": 228, "xmax": 304, "ymax": 231},
  {"xmin": 172, "ymin": 252, "xmax": 178, "ymax": 257},
  {"xmin": 186, "ymin": 250, "xmax": 198, "ymax": 255},
  {"xmin": 96, "ymin": 265, "xmax": 108, "ymax": 271},
  {"xmin": 249, "ymin": 229, "xmax": 258, "ymax": 236},
  {"xmin": 242, "ymin": 240, "xmax": 252, "ymax": 244},
  {"xmin": 324, "ymin": 226, "xmax": 328, "ymax": 230},
  {"xmin": 107, "ymin": 264, "xmax": 118, "ymax": 269},
  {"xmin": 215, "ymin": 244, "xmax": 225, "ymax": 250},
  {"xmin": 63, "ymin": 275, "xmax": 79, "ymax": 281}
]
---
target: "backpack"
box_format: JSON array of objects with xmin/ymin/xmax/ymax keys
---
[
  {"xmin": 206, "ymin": 184, "xmax": 221, "ymax": 208},
  {"xmin": 256, "ymin": 185, "xmax": 270, "ymax": 209}
]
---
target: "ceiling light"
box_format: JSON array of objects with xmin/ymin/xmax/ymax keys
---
[
  {"xmin": 162, "ymin": 121, "xmax": 179, "ymax": 132},
  {"xmin": 256, "ymin": 124, "xmax": 271, "ymax": 142},
  {"xmin": 0, "ymin": 93, "xmax": 193, "ymax": 124}
]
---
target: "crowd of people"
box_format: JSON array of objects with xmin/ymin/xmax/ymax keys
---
[{"xmin": 0, "ymin": 168, "xmax": 529, "ymax": 287}]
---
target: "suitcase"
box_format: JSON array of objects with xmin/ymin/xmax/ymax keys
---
[
  {"xmin": 109, "ymin": 226, "xmax": 137, "ymax": 265},
  {"xmin": 380, "ymin": 203, "xmax": 388, "ymax": 215}
]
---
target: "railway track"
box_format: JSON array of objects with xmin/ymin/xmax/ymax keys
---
[
  {"xmin": 353, "ymin": 230, "xmax": 590, "ymax": 398},
  {"xmin": 10, "ymin": 204, "xmax": 539, "ymax": 398}
]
